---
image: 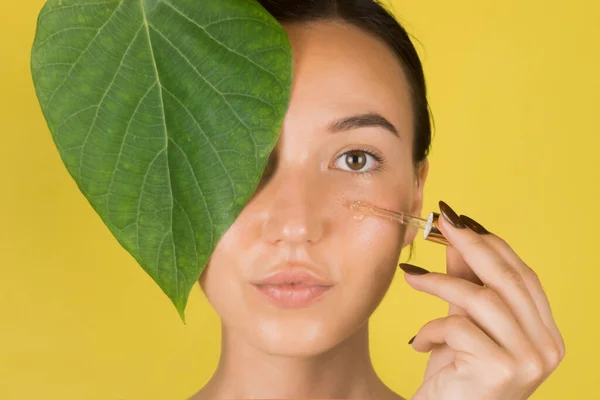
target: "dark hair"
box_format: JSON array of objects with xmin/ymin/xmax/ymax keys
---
[{"xmin": 257, "ymin": 0, "xmax": 433, "ymax": 164}]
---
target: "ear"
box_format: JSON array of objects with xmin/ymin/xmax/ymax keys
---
[{"xmin": 403, "ymin": 158, "xmax": 429, "ymax": 247}]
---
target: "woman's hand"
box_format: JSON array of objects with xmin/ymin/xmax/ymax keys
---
[{"xmin": 400, "ymin": 201, "xmax": 565, "ymax": 400}]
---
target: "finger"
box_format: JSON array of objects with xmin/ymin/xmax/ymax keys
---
[
  {"xmin": 481, "ymin": 232, "xmax": 565, "ymax": 361},
  {"xmin": 446, "ymin": 245, "xmax": 483, "ymax": 318},
  {"xmin": 411, "ymin": 314, "xmax": 506, "ymax": 363},
  {"xmin": 437, "ymin": 205, "xmax": 563, "ymax": 368},
  {"xmin": 446, "ymin": 244, "xmax": 484, "ymax": 287},
  {"xmin": 404, "ymin": 271, "xmax": 533, "ymax": 357},
  {"xmin": 422, "ymin": 343, "xmax": 456, "ymax": 381},
  {"xmin": 433, "ymin": 247, "xmax": 473, "ymax": 381}
]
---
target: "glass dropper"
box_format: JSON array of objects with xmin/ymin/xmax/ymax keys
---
[
  {"xmin": 350, "ymin": 200, "xmax": 448, "ymax": 245},
  {"xmin": 350, "ymin": 201, "xmax": 427, "ymax": 228}
]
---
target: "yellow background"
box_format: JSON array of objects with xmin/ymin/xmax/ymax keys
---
[{"xmin": 1, "ymin": 0, "xmax": 598, "ymax": 398}]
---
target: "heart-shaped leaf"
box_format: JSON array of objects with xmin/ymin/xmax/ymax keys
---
[{"xmin": 31, "ymin": 0, "xmax": 292, "ymax": 322}]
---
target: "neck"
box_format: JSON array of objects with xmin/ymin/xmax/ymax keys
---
[{"xmin": 193, "ymin": 320, "xmax": 399, "ymax": 399}]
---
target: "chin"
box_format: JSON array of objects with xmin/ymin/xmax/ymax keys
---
[{"xmin": 249, "ymin": 314, "xmax": 348, "ymax": 357}]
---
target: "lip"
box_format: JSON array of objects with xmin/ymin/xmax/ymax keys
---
[
  {"xmin": 252, "ymin": 268, "xmax": 333, "ymax": 286},
  {"xmin": 251, "ymin": 266, "xmax": 334, "ymax": 309}
]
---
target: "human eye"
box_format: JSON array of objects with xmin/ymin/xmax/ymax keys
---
[{"xmin": 333, "ymin": 148, "xmax": 387, "ymax": 175}]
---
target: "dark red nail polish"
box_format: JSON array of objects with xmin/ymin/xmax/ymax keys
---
[
  {"xmin": 399, "ymin": 263, "xmax": 430, "ymax": 275},
  {"xmin": 460, "ymin": 215, "xmax": 490, "ymax": 234},
  {"xmin": 408, "ymin": 335, "xmax": 416, "ymax": 345},
  {"xmin": 438, "ymin": 201, "xmax": 466, "ymax": 229}
]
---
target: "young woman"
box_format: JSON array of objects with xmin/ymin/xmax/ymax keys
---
[{"xmin": 190, "ymin": 1, "xmax": 565, "ymax": 398}]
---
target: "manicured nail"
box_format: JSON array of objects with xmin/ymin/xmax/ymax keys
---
[
  {"xmin": 460, "ymin": 215, "xmax": 490, "ymax": 234},
  {"xmin": 438, "ymin": 201, "xmax": 466, "ymax": 229},
  {"xmin": 408, "ymin": 335, "xmax": 416, "ymax": 345},
  {"xmin": 399, "ymin": 263, "xmax": 430, "ymax": 275}
]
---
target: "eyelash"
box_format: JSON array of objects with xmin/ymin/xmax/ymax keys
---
[{"xmin": 337, "ymin": 147, "xmax": 387, "ymax": 177}]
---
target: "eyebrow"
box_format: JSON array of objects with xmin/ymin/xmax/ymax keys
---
[{"xmin": 327, "ymin": 112, "xmax": 400, "ymax": 138}]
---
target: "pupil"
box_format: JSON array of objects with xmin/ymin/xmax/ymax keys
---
[{"xmin": 346, "ymin": 151, "xmax": 366, "ymax": 170}]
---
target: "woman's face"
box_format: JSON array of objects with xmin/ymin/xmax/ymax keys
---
[{"xmin": 199, "ymin": 22, "xmax": 428, "ymax": 356}]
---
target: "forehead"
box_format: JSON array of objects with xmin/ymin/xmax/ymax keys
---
[{"xmin": 282, "ymin": 21, "xmax": 414, "ymax": 136}]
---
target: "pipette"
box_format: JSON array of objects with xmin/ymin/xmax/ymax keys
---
[{"xmin": 350, "ymin": 200, "xmax": 449, "ymax": 246}]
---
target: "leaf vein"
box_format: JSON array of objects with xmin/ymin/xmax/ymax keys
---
[
  {"xmin": 156, "ymin": 230, "xmax": 170, "ymax": 281},
  {"xmin": 55, "ymin": 105, "xmax": 97, "ymax": 131},
  {"xmin": 148, "ymin": 25, "xmax": 258, "ymax": 172},
  {"xmin": 40, "ymin": 1, "xmax": 118, "ymax": 19},
  {"xmin": 162, "ymin": 87, "xmax": 236, "ymax": 206},
  {"xmin": 167, "ymin": 137, "xmax": 215, "ymax": 248},
  {"xmin": 222, "ymin": 92, "xmax": 277, "ymax": 111},
  {"xmin": 139, "ymin": 0, "xmax": 180, "ymax": 298},
  {"xmin": 173, "ymin": 197, "xmax": 195, "ymax": 292},
  {"xmin": 36, "ymin": 27, "xmax": 98, "ymax": 49},
  {"xmin": 41, "ymin": 0, "xmax": 126, "ymax": 107},
  {"xmin": 77, "ymin": 24, "xmax": 144, "ymax": 183},
  {"xmin": 162, "ymin": 1, "xmax": 285, "ymax": 92},
  {"xmin": 136, "ymin": 148, "xmax": 166, "ymax": 256},
  {"xmin": 106, "ymin": 82, "xmax": 157, "ymax": 224},
  {"xmin": 202, "ymin": 16, "xmax": 280, "ymax": 30}
]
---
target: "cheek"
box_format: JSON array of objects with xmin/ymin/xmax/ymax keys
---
[
  {"xmin": 337, "ymin": 217, "xmax": 405, "ymax": 312},
  {"xmin": 344, "ymin": 203, "xmax": 406, "ymax": 258},
  {"xmin": 198, "ymin": 220, "xmax": 253, "ymax": 322}
]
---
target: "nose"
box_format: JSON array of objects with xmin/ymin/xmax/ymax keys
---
[{"xmin": 260, "ymin": 171, "xmax": 325, "ymax": 246}]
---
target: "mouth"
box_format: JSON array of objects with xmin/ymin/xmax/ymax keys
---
[
  {"xmin": 251, "ymin": 267, "xmax": 334, "ymax": 309},
  {"xmin": 252, "ymin": 283, "xmax": 333, "ymax": 309}
]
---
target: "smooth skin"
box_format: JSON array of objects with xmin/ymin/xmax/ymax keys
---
[{"xmin": 189, "ymin": 20, "xmax": 565, "ymax": 400}]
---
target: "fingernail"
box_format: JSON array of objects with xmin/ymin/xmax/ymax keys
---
[
  {"xmin": 408, "ymin": 335, "xmax": 416, "ymax": 345},
  {"xmin": 399, "ymin": 263, "xmax": 430, "ymax": 275},
  {"xmin": 438, "ymin": 201, "xmax": 466, "ymax": 229},
  {"xmin": 460, "ymin": 215, "xmax": 490, "ymax": 234}
]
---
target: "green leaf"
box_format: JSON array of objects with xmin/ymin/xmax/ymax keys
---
[{"xmin": 31, "ymin": 0, "xmax": 292, "ymax": 322}]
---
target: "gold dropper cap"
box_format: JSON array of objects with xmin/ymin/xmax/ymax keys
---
[{"xmin": 423, "ymin": 212, "xmax": 449, "ymax": 246}]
